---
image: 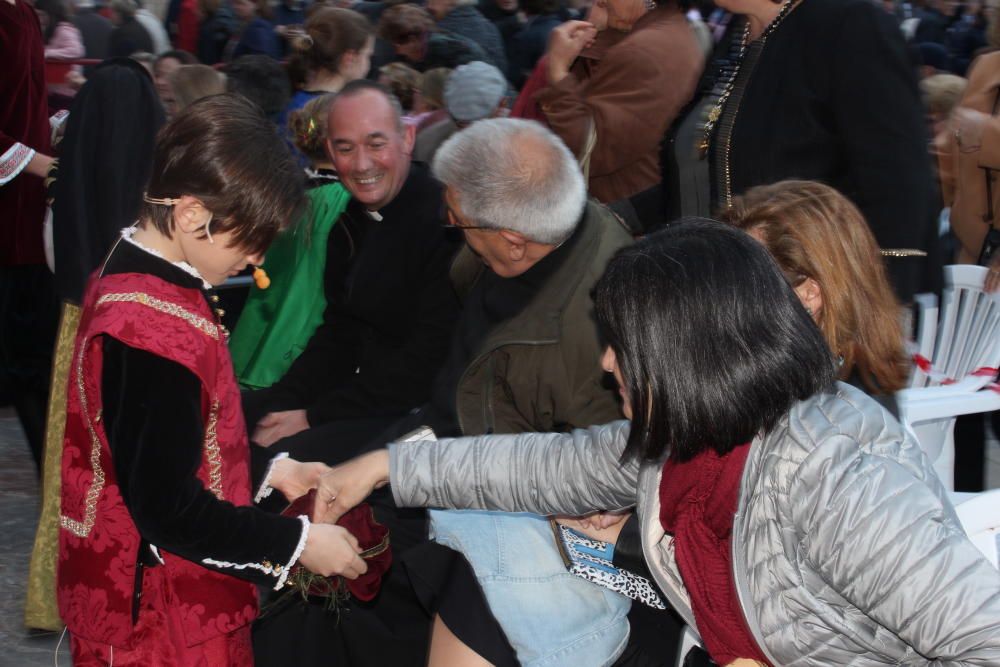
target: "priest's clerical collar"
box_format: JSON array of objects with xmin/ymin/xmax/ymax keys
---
[{"xmin": 366, "ymin": 209, "xmax": 383, "ymax": 221}]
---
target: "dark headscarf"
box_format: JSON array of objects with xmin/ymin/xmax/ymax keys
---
[{"xmin": 52, "ymin": 58, "xmax": 166, "ymax": 303}]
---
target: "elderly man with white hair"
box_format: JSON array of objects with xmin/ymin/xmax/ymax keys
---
[{"xmin": 402, "ymin": 117, "xmax": 639, "ymax": 667}]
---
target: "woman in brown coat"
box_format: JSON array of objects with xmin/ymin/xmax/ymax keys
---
[
  {"xmin": 939, "ymin": 48, "xmax": 1000, "ymax": 290},
  {"xmin": 533, "ymin": 0, "xmax": 704, "ymax": 203}
]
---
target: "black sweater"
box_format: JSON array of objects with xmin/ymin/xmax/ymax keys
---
[{"xmin": 271, "ymin": 163, "xmax": 462, "ymax": 426}]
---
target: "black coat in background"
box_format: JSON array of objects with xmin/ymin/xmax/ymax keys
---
[
  {"xmin": 109, "ymin": 16, "xmax": 153, "ymax": 57},
  {"xmin": 662, "ymin": 0, "xmax": 940, "ymax": 301},
  {"xmin": 51, "ymin": 58, "xmax": 165, "ymax": 304}
]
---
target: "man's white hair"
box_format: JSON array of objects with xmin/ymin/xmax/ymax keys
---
[{"xmin": 432, "ymin": 118, "xmax": 587, "ymax": 245}]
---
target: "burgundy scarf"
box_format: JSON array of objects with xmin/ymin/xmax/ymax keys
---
[{"xmin": 658, "ymin": 443, "xmax": 770, "ymax": 666}]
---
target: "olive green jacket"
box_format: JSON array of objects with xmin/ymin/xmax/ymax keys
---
[{"xmin": 448, "ymin": 201, "xmax": 632, "ymax": 436}]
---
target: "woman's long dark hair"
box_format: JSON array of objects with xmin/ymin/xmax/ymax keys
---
[{"xmin": 594, "ymin": 219, "xmax": 836, "ymax": 462}]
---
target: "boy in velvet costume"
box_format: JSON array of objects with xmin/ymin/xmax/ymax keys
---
[{"xmin": 57, "ymin": 95, "xmax": 367, "ymax": 666}]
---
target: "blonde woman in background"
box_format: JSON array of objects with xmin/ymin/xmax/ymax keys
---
[{"xmin": 721, "ymin": 180, "xmax": 909, "ymax": 414}]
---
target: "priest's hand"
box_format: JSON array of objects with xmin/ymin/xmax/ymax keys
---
[
  {"xmin": 314, "ymin": 450, "xmax": 391, "ymax": 524},
  {"xmin": 253, "ymin": 409, "xmax": 309, "ymax": 447},
  {"xmin": 269, "ymin": 458, "xmax": 330, "ymax": 502},
  {"xmin": 299, "ymin": 524, "xmax": 367, "ymax": 579}
]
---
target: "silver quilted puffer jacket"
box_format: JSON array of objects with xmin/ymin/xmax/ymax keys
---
[{"xmin": 390, "ymin": 382, "xmax": 1000, "ymax": 665}]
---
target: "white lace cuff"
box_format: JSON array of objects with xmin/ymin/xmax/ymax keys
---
[
  {"xmin": 276, "ymin": 515, "xmax": 310, "ymax": 590},
  {"xmin": 0, "ymin": 143, "xmax": 36, "ymax": 186},
  {"xmin": 254, "ymin": 451, "xmax": 290, "ymax": 504}
]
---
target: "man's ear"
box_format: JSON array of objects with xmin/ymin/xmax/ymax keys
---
[
  {"xmin": 173, "ymin": 196, "xmax": 211, "ymax": 235},
  {"xmin": 401, "ymin": 122, "xmax": 416, "ymax": 155},
  {"xmin": 499, "ymin": 229, "xmax": 527, "ymax": 261}
]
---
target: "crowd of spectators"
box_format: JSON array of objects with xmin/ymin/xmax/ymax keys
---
[{"xmin": 4, "ymin": 0, "xmax": 1000, "ymax": 664}]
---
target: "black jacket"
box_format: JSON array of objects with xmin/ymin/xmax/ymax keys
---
[
  {"xmin": 271, "ymin": 163, "xmax": 462, "ymax": 426},
  {"xmin": 662, "ymin": 0, "xmax": 939, "ymax": 301}
]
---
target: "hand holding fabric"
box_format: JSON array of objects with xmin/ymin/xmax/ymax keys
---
[{"xmin": 299, "ymin": 523, "xmax": 368, "ymax": 579}]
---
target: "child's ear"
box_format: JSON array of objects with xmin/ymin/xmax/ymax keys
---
[{"xmin": 173, "ymin": 196, "xmax": 211, "ymax": 235}]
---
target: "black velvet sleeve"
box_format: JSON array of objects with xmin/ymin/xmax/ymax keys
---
[{"xmin": 101, "ymin": 337, "xmax": 306, "ymax": 588}]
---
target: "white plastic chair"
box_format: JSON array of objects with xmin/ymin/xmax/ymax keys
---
[
  {"xmin": 898, "ymin": 265, "xmax": 1000, "ymax": 491},
  {"xmin": 953, "ymin": 489, "xmax": 1000, "ymax": 569}
]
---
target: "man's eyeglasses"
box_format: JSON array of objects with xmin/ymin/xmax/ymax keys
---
[{"xmin": 439, "ymin": 201, "xmax": 495, "ymax": 232}]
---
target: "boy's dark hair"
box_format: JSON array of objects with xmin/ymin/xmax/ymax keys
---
[
  {"xmin": 594, "ymin": 219, "xmax": 835, "ymax": 463},
  {"xmin": 223, "ymin": 55, "xmax": 292, "ymax": 119},
  {"xmin": 141, "ymin": 94, "xmax": 305, "ymax": 256}
]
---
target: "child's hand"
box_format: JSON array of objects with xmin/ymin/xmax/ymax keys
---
[
  {"xmin": 270, "ymin": 458, "xmax": 330, "ymax": 502},
  {"xmin": 253, "ymin": 409, "xmax": 309, "ymax": 447},
  {"xmin": 299, "ymin": 524, "xmax": 368, "ymax": 579}
]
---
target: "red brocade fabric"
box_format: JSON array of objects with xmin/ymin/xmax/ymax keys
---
[
  {"xmin": 658, "ymin": 444, "xmax": 770, "ymax": 666},
  {"xmin": 58, "ymin": 272, "xmax": 257, "ymax": 650},
  {"xmin": 282, "ymin": 491, "xmax": 392, "ymax": 602},
  {"xmin": 70, "ymin": 567, "xmax": 254, "ymax": 667}
]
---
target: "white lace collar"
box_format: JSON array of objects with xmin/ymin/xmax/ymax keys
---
[{"xmin": 120, "ymin": 225, "xmax": 212, "ymax": 290}]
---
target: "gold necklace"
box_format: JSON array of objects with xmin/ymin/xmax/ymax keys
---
[{"xmin": 698, "ymin": 0, "xmax": 798, "ymax": 157}]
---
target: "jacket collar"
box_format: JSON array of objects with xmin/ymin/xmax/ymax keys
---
[{"xmin": 449, "ymin": 200, "xmax": 604, "ymax": 345}]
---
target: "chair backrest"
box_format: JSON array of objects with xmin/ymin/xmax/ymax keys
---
[
  {"xmin": 910, "ymin": 292, "xmax": 939, "ymax": 387},
  {"xmin": 913, "ymin": 265, "xmax": 1000, "ymax": 389},
  {"xmin": 954, "ymin": 489, "xmax": 1000, "ymax": 569}
]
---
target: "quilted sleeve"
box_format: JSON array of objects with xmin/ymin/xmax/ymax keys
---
[
  {"xmin": 390, "ymin": 420, "xmax": 638, "ymax": 516},
  {"xmin": 791, "ymin": 436, "xmax": 1000, "ymax": 664}
]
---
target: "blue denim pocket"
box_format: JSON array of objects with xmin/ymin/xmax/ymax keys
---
[{"xmin": 430, "ymin": 509, "xmax": 631, "ymax": 667}]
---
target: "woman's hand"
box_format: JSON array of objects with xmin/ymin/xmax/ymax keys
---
[
  {"xmin": 953, "ymin": 107, "xmax": 987, "ymax": 152},
  {"xmin": 298, "ymin": 523, "xmax": 368, "ymax": 578},
  {"xmin": 986, "ymin": 253, "xmax": 999, "ymax": 293},
  {"xmin": 269, "ymin": 458, "xmax": 329, "ymax": 502},
  {"xmin": 546, "ymin": 21, "xmax": 598, "ymax": 84},
  {"xmin": 556, "ymin": 510, "xmax": 631, "ymax": 543},
  {"xmin": 314, "ymin": 449, "xmax": 391, "ymax": 523}
]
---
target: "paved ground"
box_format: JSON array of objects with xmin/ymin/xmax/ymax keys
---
[{"xmin": 1, "ymin": 408, "xmax": 999, "ymax": 666}]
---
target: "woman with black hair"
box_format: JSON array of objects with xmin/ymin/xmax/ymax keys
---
[{"xmin": 317, "ymin": 220, "xmax": 1000, "ymax": 666}]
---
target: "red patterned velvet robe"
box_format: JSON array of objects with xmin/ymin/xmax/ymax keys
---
[
  {"xmin": 58, "ymin": 271, "xmax": 259, "ymax": 654},
  {"xmin": 0, "ymin": 0, "xmax": 51, "ymax": 266}
]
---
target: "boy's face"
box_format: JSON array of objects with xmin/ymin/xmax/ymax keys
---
[{"xmin": 181, "ymin": 226, "xmax": 264, "ymax": 286}]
